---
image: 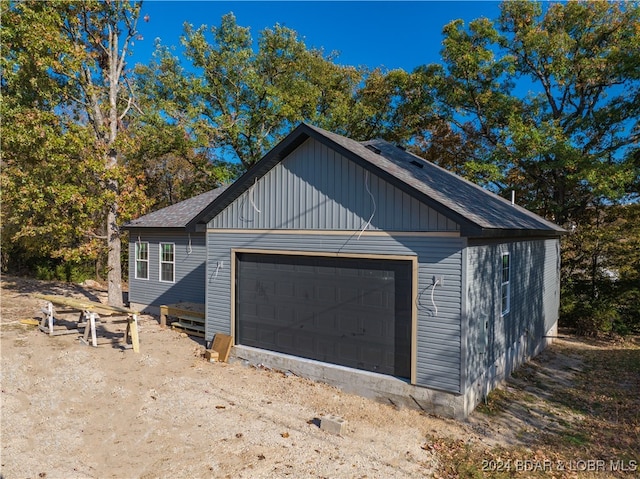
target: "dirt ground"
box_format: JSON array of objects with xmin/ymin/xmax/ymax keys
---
[{"xmin": 0, "ymin": 275, "xmax": 586, "ymax": 479}]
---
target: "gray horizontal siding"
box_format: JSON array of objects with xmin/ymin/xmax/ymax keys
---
[
  {"xmin": 128, "ymin": 229, "xmax": 206, "ymax": 308},
  {"xmin": 464, "ymin": 238, "xmax": 560, "ymax": 388},
  {"xmin": 207, "ymin": 232, "xmax": 464, "ymax": 393},
  {"xmin": 208, "ymin": 138, "xmax": 459, "ymax": 232}
]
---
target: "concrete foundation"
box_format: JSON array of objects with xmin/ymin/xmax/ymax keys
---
[{"xmin": 231, "ymin": 345, "xmax": 468, "ymax": 419}]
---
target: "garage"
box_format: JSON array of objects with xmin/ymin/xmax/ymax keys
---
[{"xmin": 236, "ymin": 252, "xmax": 413, "ymax": 379}]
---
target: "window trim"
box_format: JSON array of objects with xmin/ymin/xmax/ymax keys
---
[
  {"xmin": 135, "ymin": 241, "xmax": 149, "ymax": 280},
  {"xmin": 501, "ymin": 252, "xmax": 511, "ymax": 316},
  {"xmin": 159, "ymin": 242, "xmax": 176, "ymax": 283}
]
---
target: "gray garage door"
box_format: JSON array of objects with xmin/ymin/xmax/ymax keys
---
[{"xmin": 236, "ymin": 253, "xmax": 412, "ymax": 378}]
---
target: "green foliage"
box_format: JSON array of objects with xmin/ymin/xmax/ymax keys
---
[
  {"xmin": 561, "ymin": 203, "xmax": 640, "ymax": 336},
  {"xmin": 135, "ymin": 13, "xmax": 385, "ymax": 168},
  {"xmin": 0, "ymin": 99, "xmax": 107, "ymax": 265},
  {"xmin": 561, "ymin": 284, "xmax": 622, "ymax": 336},
  {"xmin": 33, "ymin": 260, "xmax": 94, "ymax": 283},
  {"xmin": 1, "ymin": 2, "xmax": 143, "ymax": 284},
  {"xmin": 407, "ymin": 1, "xmax": 639, "ymax": 213},
  {"xmin": 121, "ymin": 110, "xmax": 239, "ymax": 209}
]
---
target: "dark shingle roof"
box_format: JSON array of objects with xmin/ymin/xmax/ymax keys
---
[
  {"xmin": 359, "ymin": 138, "xmax": 564, "ymax": 233},
  {"xmin": 129, "ymin": 123, "xmax": 564, "ymax": 237},
  {"xmin": 123, "ymin": 185, "xmax": 229, "ymax": 229},
  {"xmin": 190, "ymin": 123, "xmax": 564, "ymax": 237}
]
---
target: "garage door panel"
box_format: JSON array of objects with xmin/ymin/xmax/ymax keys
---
[
  {"xmin": 257, "ymin": 304, "xmax": 276, "ymax": 320},
  {"xmin": 240, "ymin": 323, "xmax": 258, "ymax": 342},
  {"xmin": 317, "ymin": 264, "xmax": 336, "ymax": 276},
  {"xmin": 339, "ymin": 266, "xmax": 360, "ymax": 277},
  {"xmin": 365, "ymin": 317, "xmax": 385, "ymax": 338},
  {"xmin": 338, "ymin": 287, "xmax": 359, "ymax": 304},
  {"xmin": 317, "ymin": 285, "xmax": 336, "ymax": 302},
  {"xmin": 276, "ymin": 330, "xmax": 294, "ymax": 349},
  {"xmin": 275, "ymin": 281, "xmax": 295, "ymax": 297},
  {"xmin": 362, "ymin": 289, "xmax": 386, "ymax": 308},
  {"xmin": 337, "ymin": 314, "xmax": 360, "ymax": 335},
  {"xmin": 362, "ymin": 346, "xmax": 385, "ymax": 365},
  {"xmin": 237, "ymin": 253, "xmax": 412, "ymax": 378},
  {"xmin": 260, "ymin": 329, "xmax": 276, "ymax": 345},
  {"xmin": 336, "ymin": 340, "xmax": 359, "ymax": 362},
  {"xmin": 317, "ymin": 337, "xmax": 335, "ymax": 356},
  {"xmin": 295, "ymin": 334, "xmax": 315, "ymax": 352},
  {"xmin": 241, "ymin": 302, "xmax": 257, "ymax": 317},
  {"xmin": 313, "ymin": 308, "xmax": 335, "ymax": 323}
]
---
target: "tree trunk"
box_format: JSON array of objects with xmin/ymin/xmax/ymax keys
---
[
  {"xmin": 106, "ymin": 145, "xmax": 123, "ymax": 307},
  {"xmin": 106, "ymin": 23, "xmax": 124, "ymax": 307},
  {"xmin": 106, "ymin": 192, "xmax": 123, "ymax": 307}
]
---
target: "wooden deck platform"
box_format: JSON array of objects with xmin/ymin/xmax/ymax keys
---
[{"xmin": 160, "ymin": 304, "xmax": 205, "ymax": 338}]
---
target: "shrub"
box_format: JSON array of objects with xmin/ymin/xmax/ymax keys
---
[
  {"xmin": 561, "ymin": 278, "xmax": 639, "ymax": 336},
  {"xmin": 33, "ymin": 259, "xmax": 93, "ymax": 283}
]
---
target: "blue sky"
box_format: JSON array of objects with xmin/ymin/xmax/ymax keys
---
[{"xmin": 132, "ymin": 1, "xmax": 503, "ymax": 71}]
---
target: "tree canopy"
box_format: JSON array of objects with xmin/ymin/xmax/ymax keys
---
[{"xmin": 408, "ymin": 1, "xmax": 639, "ymax": 218}]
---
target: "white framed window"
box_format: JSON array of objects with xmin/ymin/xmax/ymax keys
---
[
  {"xmin": 501, "ymin": 252, "xmax": 510, "ymax": 316},
  {"xmin": 135, "ymin": 242, "xmax": 149, "ymax": 280},
  {"xmin": 159, "ymin": 243, "xmax": 175, "ymax": 283}
]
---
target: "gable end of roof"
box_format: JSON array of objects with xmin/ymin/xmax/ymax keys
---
[{"xmin": 187, "ymin": 122, "xmax": 565, "ymax": 238}]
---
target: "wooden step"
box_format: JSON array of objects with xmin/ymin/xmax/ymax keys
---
[
  {"xmin": 171, "ymin": 321, "xmax": 205, "ymax": 338},
  {"xmin": 171, "ymin": 314, "xmax": 205, "ymax": 325},
  {"xmin": 171, "ymin": 321, "xmax": 204, "ymax": 332}
]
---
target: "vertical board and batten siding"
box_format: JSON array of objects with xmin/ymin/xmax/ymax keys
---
[
  {"xmin": 464, "ymin": 238, "xmax": 561, "ymax": 389},
  {"xmin": 206, "ymin": 232, "xmax": 465, "ymax": 394},
  {"xmin": 128, "ymin": 229, "xmax": 206, "ymax": 308},
  {"xmin": 209, "ymin": 138, "xmax": 459, "ymax": 232}
]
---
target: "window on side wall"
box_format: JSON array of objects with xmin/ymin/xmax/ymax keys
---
[
  {"xmin": 160, "ymin": 243, "xmax": 175, "ymax": 283},
  {"xmin": 135, "ymin": 242, "xmax": 149, "ymax": 280},
  {"xmin": 501, "ymin": 252, "xmax": 510, "ymax": 316}
]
